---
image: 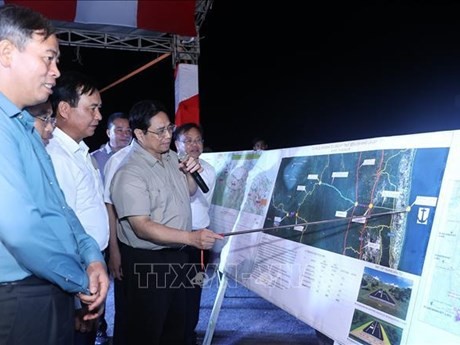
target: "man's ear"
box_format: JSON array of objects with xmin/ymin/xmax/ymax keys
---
[
  {"xmin": 106, "ymin": 128, "xmax": 111, "ymax": 139},
  {"xmin": 0, "ymin": 39, "xmax": 14, "ymax": 67},
  {"xmin": 133, "ymin": 128, "xmax": 144, "ymax": 143},
  {"xmin": 57, "ymin": 101, "xmax": 72, "ymax": 119}
]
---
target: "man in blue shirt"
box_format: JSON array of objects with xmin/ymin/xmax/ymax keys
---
[{"xmin": 0, "ymin": 5, "xmax": 109, "ymax": 345}]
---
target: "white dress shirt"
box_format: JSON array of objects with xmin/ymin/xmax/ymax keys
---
[
  {"xmin": 47, "ymin": 127, "xmax": 109, "ymax": 250},
  {"xmin": 191, "ymin": 158, "xmax": 216, "ymax": 229}
]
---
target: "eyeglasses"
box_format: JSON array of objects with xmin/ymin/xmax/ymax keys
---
[
  {"xmin": 146, "ymin": 124, "xmax": 176, "ymax": 138},
  {"xmin": 37, "ymin": 114, "xmax": 56, "ymax": 127},
  {"xmin": 180, "ymin": 138, "xmax": 204, "ymax": 145}
]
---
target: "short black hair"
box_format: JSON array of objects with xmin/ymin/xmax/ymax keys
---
[
  {"xmin": 106, "ymin": 112, "xmax": 128, "ymax": 130},
  {"xmin": 173, "ymin": 122, "xmax": 203, "ymax": 141},
  {"xmin": 50, "ymin": 70, "xmax": 99, "ymax": 113},
  {"xmin": 129, "ymin": 99, "xmax": 167, "ymax": 133},
  {"xmin": 252, "ymin": 137, "xmax": 267, "ymax": 146}
]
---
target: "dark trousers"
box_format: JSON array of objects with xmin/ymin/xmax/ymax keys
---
[
  {"xmin": 0, "ymin": 276, "xmax": 74, "ymax": 345},
  {"xmin": 74, "ymin": 326, "xmax": 96, "ymax": 345},
  {"xmin": 184, "ymin": 246, "xmax": 209, "ymax": 345},
  {"xmin": 120, "ymin": 243, "xmax": 188, "ymax": 345}
]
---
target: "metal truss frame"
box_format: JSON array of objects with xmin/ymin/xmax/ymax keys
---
[{"xmin": 54, "ymin": 0, "xmax": 213, "ymax": 66}]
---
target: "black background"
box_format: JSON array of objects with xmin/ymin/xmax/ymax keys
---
[{"xmin": 59, "ymin": 2, "xmax": 460, "ymax": 152}]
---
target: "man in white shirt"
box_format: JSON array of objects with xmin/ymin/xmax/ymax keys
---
[
  {"xmin": 91, "ymin": 111, "xmax": 132, "ymax": 182},
  {"xmin": 90, "ymin": 111, "xmax": 131, "ymax": 343},
  {"xmin": 103, "ymin": 142, "xmax": 132, "ymax": 345},
  {"xmin": 104, "ymin": 143, "xmax": 132, "ymax": 282},
  {"xmin": 47, "ymin": 71, "xmax": 109, "ymax": 345},
  {"xmin": 174, "ymin": 122, "xmax": 217, "ymax": 345}
]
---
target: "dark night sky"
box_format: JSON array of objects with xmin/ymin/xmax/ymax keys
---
[{"xmin": 60, "ymin": 2, "xmax": 460, "ymax": 152}]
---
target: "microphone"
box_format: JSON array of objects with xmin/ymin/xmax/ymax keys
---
[{"xmin": 178, "ymin": 152, "xmax": 209, "ymax": 193}]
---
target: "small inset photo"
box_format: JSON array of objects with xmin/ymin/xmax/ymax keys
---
[
  {"xmin": 349, "ymin": 309, "xmax": 403, "ymax": 345},
  {"xmin": 357, "ymin": 266, "xmax": 413, "ymax": 320}
]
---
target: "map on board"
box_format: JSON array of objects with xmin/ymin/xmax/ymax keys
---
[
  {"xmin": 204, "ymin": 131, "xmax": 460, "ymax": 344},
  {"xmin": 263, "ymin": 148, "xmax": 449, "ymax": 275},
  {"xmin": 211, "ymin": 151, "xmax": 272, "ymax": 216}
]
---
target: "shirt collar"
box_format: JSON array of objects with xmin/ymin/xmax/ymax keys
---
[
  {"xmin": 52, "ymin": 127, "xmax": 90, "ymax": 155},
  {"xmin": 0, "ymin": 92, "xmax": 21, "ymax": 118},
  {"xmin": 104, "ymin": 142, "xmax": 113, "ymax": 155},
  {"xmin": 132, "ymin": 140, "xmax": 172, "ymax": 166},
  {"xmin": 0, "ymin": 92, "xmax": 38, "ymax": 130}
]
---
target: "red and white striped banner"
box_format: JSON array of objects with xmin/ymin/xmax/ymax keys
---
[
  {"xmin": 175, "ymin": 63, "xmax": 200, "ymax": 126},
  {"xmin": 3, "ymin": 0, "xmax": 197, "ymax": 37}
]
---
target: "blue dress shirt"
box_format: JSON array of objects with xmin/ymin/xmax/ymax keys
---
[
  {"xmin": 91, "ymin": 142, "xmax": 113, "ymax": 182},
  {"xmin": 0, "ymin": 92, "xmax": 104, "ymax": 294}
]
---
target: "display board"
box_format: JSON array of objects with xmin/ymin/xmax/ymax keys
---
[{"xmin": 203, "ymin": 130, "xmax": 460, "ymax": 345}]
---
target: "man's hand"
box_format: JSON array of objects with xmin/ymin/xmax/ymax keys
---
[
  {"xmin": 77, "ymin": 261, "xmax": 109, "ymax": 320},
  {"xmin": 190, "ymin": 229, "xmax": 223, "ymax": 250},
  {"xmin": 74, "ymin": 307, "xmax": 99, "ymax": 332},
  {"xmin": 108, "ymin": 244, "xmax": 123, "ymax": 280},
  {"xmin": 178, "ymin": 155, "xmax": 203, "ymax": 175}
]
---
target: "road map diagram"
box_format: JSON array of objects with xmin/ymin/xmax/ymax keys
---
[
  {"xmin": 263, "ymin": 148, "xmax": 449, "ymax": 275},
  {"xmin": 205, "ymin": 150, "xmax": 280, "ymax": 255},
  {"xmin": 203, "ymin": 130, "xmax": 460, "ymax": 345}
]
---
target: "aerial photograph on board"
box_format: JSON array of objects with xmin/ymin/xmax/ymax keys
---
[{"xmin": 264, "ymin": 148, "xmax": 449, "ymax": 275}]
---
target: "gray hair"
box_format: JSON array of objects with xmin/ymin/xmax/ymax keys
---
[{"xmin": 0, "ymin": 4, "xmax": 55, "ymax": 51}]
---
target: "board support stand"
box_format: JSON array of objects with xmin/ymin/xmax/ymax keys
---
[{"xmin": 202, "ymin": 271, "xmax": 229, "ymax": 345}]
